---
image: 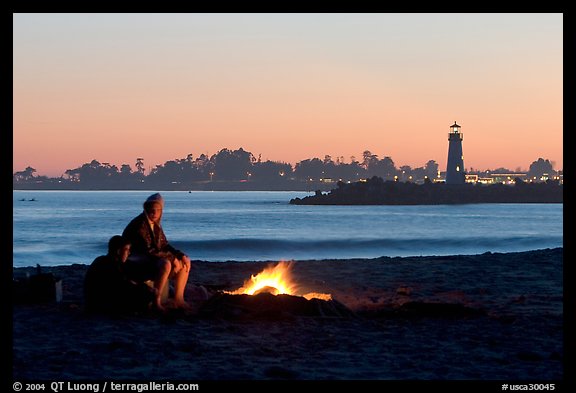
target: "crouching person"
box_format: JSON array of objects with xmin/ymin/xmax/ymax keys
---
[{"xmin": 84, "ymin": 235, "xmax": 155, "ymax": 314}]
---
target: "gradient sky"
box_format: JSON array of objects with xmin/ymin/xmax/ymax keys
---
[{"xmin": 13, "ymin": 13, "xmax": 563, "ymax": 177}]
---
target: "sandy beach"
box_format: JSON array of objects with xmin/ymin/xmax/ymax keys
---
[{"xmin": 12, "ymin": 248, "xmax": 564, "ymax": 382}]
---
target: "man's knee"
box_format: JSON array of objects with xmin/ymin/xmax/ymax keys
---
[{"xmin": 157, "ymin": 258, "xmax": 172, "ymax": 275}]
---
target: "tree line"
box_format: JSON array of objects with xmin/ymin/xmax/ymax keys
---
[{"xmin": 13, "ymin": 148, "xmax": 560, "ymax": 190}]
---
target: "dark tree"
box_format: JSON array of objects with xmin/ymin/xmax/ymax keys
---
[
  {"xmin": 135, "ymin": 158, "xmax": 145, "ymax": 175},
  {"xmin": 211, "ymin": 148, "xmax": 256, "ymax": 181},
  {"xmin": 527, "ymin": 158, "xmax": 555, "ymax": 180},
  {"xmin": 251, "ymin": 160, "xmax": 293, "ymax": 182},
  {"xmin": 368, "ymin": 156, "xmax": 397, "ymax": 180},
  {"xmin": 13, "ymin": 166, "xmax": 37, "ymax": 181},
  {"xmin": 120, "ymin": 164, "xmax": 132, "ymax": 175},
  {"xmin": 294, "ymin": 158, "xmax": 325, "ymax": 180},
  {"xmin": 63, "ymin": 159, "xmax": 121, "ymax": 186},
  {"xmin": 362, "ymin": 150, "xmax": 379, "ymax": 170}
]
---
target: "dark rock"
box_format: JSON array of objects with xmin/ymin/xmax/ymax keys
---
[{"xmin": 290, "ymin": 177, "xmax": 562, "ymax": 205}]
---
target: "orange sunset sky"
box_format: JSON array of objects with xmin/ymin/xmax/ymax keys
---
[{"xmin": 13, "ymin": 13, "xmax": 563, "ymax": 177}]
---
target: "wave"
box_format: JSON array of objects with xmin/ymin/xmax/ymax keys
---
[
  {"xmin": 172, "ymin": 235, "xmax": 559, "ymax": 250},
  {"xmin": 169, "ymin": 235, "xmax": 562, "ymax": 261},
  {"xmin": 13, "ymin": 235, "xmax": 562, "ymax": 267}
]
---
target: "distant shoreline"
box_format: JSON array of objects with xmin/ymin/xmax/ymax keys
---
[{"xmin": 13, "ymin": 180, "xmax": 565, "ymax": 206}]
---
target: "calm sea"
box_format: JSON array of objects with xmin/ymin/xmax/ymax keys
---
[{"xmin": 12, "ymin": 191, "xmax": 563, "ymax": 268}]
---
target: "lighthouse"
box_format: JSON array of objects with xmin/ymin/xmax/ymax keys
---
[{"xmin": 445, "ymin": 121, "xmax": 465, "ymax": 185}]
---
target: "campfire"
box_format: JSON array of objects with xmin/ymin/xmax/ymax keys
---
[
  {"xmin": 225, "ymin": 261, "xmax": 332, "ymax": 301},
  {"xmin": 200, "ymin": 261, "xmax": 353, "ymax": 319}
]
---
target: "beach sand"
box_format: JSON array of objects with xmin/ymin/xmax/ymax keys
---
[{"xmin": 12, "ymin": 248, "xmax": 563, "ymax": 381}]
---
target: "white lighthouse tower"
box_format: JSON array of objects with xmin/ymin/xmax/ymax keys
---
[{"xmin": 445, "ymin": 121, "xmax": 465, "ymax": 185}]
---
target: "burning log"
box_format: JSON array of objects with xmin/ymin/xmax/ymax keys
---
[{"xmin": 198, "ymin": 292, "xmax": 355, "ymax": 319}]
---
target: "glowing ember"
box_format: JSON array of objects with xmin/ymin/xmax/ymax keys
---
[
  {"xmin": 225, "ymin": 261, "xmax": 332, "ymax": 301},
  {"xmin": 302, "ymin": 292, "xmax": 332, "ymax": 301},
  {"xmin": 226, "ymin": 261, "xmax": 297, "ymax": 296}
]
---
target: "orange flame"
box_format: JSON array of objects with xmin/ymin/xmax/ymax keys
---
[
  {"xmin": 226, "ymin": 261, "xmax": 297, "ymax": 296},
  {"xmin": 226, "ymin": 260, "xmax": 333, "ymax": 301}
]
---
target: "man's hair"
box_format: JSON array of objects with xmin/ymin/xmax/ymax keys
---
[
  {"xmin": 143, "ymin": 193, "xmax": 164, "ymax": 211},
  {"xmin": 108, "ymin": 235, "xmax": 130, "ymax": 255}
]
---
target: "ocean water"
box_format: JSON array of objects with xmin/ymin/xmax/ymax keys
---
[{"xmin": 13, "ymin": 191, "xmax": 563, "ymax": 267}]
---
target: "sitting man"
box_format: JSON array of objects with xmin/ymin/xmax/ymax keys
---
[
  {"xmin": 84, "ymin": 235, "xmax": 155, "ymax": 314},
  {"xmin": 122, "ymin": 193, "xmax": 191, "ymax": 311}
]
